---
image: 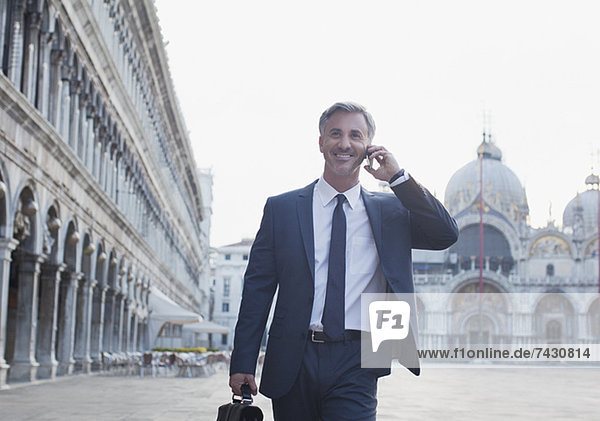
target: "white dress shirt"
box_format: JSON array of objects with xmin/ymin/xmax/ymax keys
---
[{"xmin": 309, "ymin": 176, "xmax": 388, "ymax": 331}]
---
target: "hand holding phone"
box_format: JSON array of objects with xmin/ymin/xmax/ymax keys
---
[{"xmin": 364, "ymin": 144, "xmax": 402, "ymax": 182}]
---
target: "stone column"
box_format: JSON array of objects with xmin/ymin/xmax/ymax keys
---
[
  {"xmin": 21, "ymin": 11, "xmax": 41, "ymax": 103},
  {"xmin": 7, "ymin": 1, "xmax": 25, "ymax": 86},
  {"xmin": 84, "ymin": 102, "xmax": 96, "ymax": 170},
  {"xmin": 48, "ymin": 48, "xmax": 65, "ymax": 128},
  {"xmin": 90, "ymin": 284, "xmax": 107, "ymax": 370},
  {"xmin": 102, "ymin": 288, "xmax": 114, "ymax": 353},
  {"xmin": 73, "ymin": 278, "xmax": 96, "ymax": 373},
  {"xmin": 58, "ymin": 60, "xmax": 72, "ymax": 141},
  {"xmin": 114, "ymin": 292, "xmax": 125, "ymax": 352},
  {"xmin": 21, "ymin": 12, "xmax": 42, "ymax": 104},
  {"xmin": 0, "ymin": 1, "xmax": 7, "ymax": 68},
  {"xmin": 0, "ymin": 238, "xmax": 19, "ymax": 389},
  {"xmin": 141, "ymin": 319, "xmax": 149, "ymax": 351},
  {"xmin": 123, "ymin": 299, "xmax": 132, "ymax": 353},
  {"xmin": 36, "ymin": 263, "xmax": 65, "ymax": 380},
  {"xmin": 36, "ymin": 26, "xmax": 54, "ymax": 120},
  {"xmin": 76, "ymin": 87, "xmax": 89, "ymax": 161},
  {"xmin": 9, "ymin": 251, "xmax": 45, "ymax": 383},
  {"xmin": 67, "ymin": 75, "xmax": 81, "ymax": 151},
  {"xmin": 131, "ymin": 312, "xmax": 139, "ymax": 352},
  {"xmin": 56, "ymin": 271, "xmax": 82, "ymax": 376}
]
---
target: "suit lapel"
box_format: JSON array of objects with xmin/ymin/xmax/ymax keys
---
[
  {"xmin": 361, "ymin": 188, "xmax": 383, "ymax": 261},
  {"xmin": 297, "ymin": 180, "xmax": 318, "ymax": 280}
]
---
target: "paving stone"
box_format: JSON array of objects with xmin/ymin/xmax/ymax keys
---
[{"xmin": 1, "ymin": 365, "xmax": 599, "ymax": 420}]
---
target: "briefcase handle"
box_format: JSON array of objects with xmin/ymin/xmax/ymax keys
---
[{"xmin": 232, "ymin": 383, "xmax": 253, "ymax": 405}]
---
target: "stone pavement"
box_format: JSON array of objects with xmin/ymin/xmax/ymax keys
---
[{"xmin": 1, "ymin": 365, "xmax": 599, "ymax": 420}]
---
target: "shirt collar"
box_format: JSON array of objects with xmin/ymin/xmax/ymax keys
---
[{"xmin": 315, "ymin": 176, "xmax": 361, "ymax": 210}]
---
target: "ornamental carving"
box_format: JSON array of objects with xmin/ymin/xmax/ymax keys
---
[
  {"xmin": 13, "ymin": 210, "xmax": 31, "ymax": 243},
  {"xmin": 585, "ymin": 239, "xmax": 598, "ymax": 258},
  {"xmin": 42, "ymin": 226, "xmax": 55, "ymax": 255}
]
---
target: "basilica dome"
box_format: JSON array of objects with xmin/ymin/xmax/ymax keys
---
[
  {"xmin": 562, "ymin": 176, "xmax": 600, "ymax": 236},
  {"xmin": 444, "ymin": 141, "xmax": 529, "ymax": 223}
]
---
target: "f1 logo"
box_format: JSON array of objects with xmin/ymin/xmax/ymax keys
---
[{"xmin": 369, "ymin": 301, "xmax": 411, "ymax": 352}]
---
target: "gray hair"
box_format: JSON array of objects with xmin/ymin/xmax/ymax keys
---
[{"xmin": 318, "ymin": 101, "xmax": 376, "ymax": 141}]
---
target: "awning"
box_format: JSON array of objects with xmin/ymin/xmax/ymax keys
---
[
  {"xmin": 183, "ymin": 320, "xmax": 231, "ymax": 334},
  {"xmin": 148, "ymin": 287, "xmax": 202, "ymax": 345}
]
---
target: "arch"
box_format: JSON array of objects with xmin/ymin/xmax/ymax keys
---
[
  {"xmin": 44, "ymin": 200, "xmax": 62, "ymax": 263},
  {"xmin": 452, "ymin": 283, "xmax": 508, "ymax": 313},
  {"xmin": 81, "ymin": 231, "xmax": 94, "ymax": 279},
  {"xmin": 451, "ymin": 223, "xmax": 514, "ymax": 275},
  {"xmin": 95, "ymin": 240, "xmax": 107, "ymax": 286},
  {"xmin": 587, "ymin": 298, "xmax": 600, "ymax": 340},
  {"xmin": 117, "ymin": 255, "xmax": 127, "ymax": 292},
  {"xmin": 107, "ymin": 249, "xmax": 119, "ymax": 290},
  {"xmin": 63, "ymin": 219, "xmax": 79, "ymax": 271},
  {"xmin": 448, "ymin": 273, "xmax": 511, "ymax": 295},
  {"xmin": 529, "ymin": 234, "xmax": 572, "ymax": 258},
  {"xmin": 462, "ymin": 313, "xmax": 497, "ymax": 344},
  {"xmin": 12, "ymin": 184, "xmax": 40, "ymax": 253},
  {"xmin": 455, "ymin": 213, "xmax": 521, "ymax": 259},
  {"xmin": 449, "ymin": 280, "xmax": 511, "ymax": 345},
  {"xmin": 533, "ymin": 294, "xmax": 576, "ymax": 344}
]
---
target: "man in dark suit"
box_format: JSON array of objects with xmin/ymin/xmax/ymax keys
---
[{"xmin": 229, "ymin": 102, "xmax": 458, "ymax": 420}]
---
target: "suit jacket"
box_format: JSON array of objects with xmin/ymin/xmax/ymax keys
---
[{"xmin": 230, "ymin": 176, "xmax": 458, "ymax": 399}]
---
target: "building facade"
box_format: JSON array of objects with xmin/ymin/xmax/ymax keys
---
[
  {"xmin": 211, "ymin": 239, "xmax": 253, "ymax": 350},
  {"xmin": 0, "ymin": 0, "xmax": 209, "ymax": 387},
  {"xmin": 413, "ymin": 140, "xmax": 600, "ymax": 350}
]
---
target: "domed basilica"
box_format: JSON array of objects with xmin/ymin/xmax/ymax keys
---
[{"xmin": 412, "ymin": 139, "xmax": 600, "ymax": 350}]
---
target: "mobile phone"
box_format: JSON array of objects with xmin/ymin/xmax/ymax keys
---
[{"xmin": 365, "ymin": 148, "xmax": 374, "ymax": 169}]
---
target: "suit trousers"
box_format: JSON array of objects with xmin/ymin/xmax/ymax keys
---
[{"xmin": 271, "ymin": 335, "xmax": 382, "ymax": 421}]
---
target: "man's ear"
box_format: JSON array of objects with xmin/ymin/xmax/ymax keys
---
[{"xmin": 318, "ymin": 136, "xmax": 324, "ymax": 153}]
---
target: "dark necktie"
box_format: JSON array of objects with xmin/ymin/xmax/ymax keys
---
[{"xmin": 322, "ymin": 193, "xmax": 346, "ymax": 340}]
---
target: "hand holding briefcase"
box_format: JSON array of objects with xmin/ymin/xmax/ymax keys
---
[{"xmin": 216, "ymin": 384, "xmax": 264, "ymax": 421}]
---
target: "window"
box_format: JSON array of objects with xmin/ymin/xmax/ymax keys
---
[
  {"xmin": 222, "ymin": 302, "xmax": 229, "ymax": 312},
  {"xmin": 223, "ymin": 277, "xmax": 231, "ymax": 297},
  {"xmin": 546, "ymin": 264, "xmax": 555, "ymax": 277},
  {"xmin": 225, "ymin": 254, "xmax": 231, "ymax": 260},
  {"xmin": 243, "ymin": 254, "xmax": 249, "ymax": 261},
  {"xmin": 222, "ymin": 334, "xmax": 228, "ymax": 345}
]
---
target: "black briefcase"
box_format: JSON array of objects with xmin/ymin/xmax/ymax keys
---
[{"xmin": 216, "ymin": 384, "xmax": 264, "ymax": 421}]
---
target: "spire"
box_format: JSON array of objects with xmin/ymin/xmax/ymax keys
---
[
  {"xmin": 487, "ymin": 110, "xmax": 493, "ymax": 144},
  {"xmin": 476, "ymin": 110, "xmax": 502, "ymax": 161},
  {"xmin": 586, "ymin": 147, "xmax": 600, "ymax": 189},
  {"xmin": 547, "ymin": 201, "xmax": 555, "ymax": 227},
  {"xmin": 482, "ymin": 109, "xmax": 487, "ymax": 144}
]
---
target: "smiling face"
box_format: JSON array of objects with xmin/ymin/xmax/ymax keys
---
[{"xmin": 319, "ymin": 111, "xmax": 370, "ymax": 189}]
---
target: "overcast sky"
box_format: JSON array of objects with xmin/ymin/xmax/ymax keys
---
[{"xmin": 154, "ymin": 0, "xmax": 600, "ymax": 248}]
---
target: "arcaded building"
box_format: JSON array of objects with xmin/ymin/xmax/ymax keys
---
[{"xmin": 0, "ymin": 0, "xmax": 209, "ymax": 387}]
